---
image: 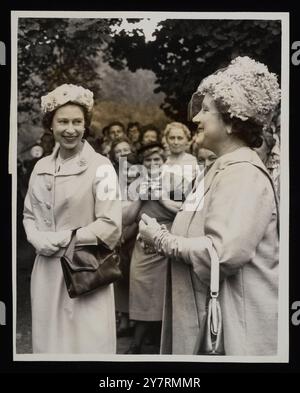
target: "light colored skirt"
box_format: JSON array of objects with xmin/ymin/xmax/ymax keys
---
[{"xmin": 31, "ymin": 254, "xmax": 116, "ymax": 354}]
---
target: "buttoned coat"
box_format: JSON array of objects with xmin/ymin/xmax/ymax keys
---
[
  {"xmin": 160, "ymin": 147, "xmax": 279, "ymax": 356},
  {"xmin": 23, "ymin": 141, "xmax": 122, "ymax": 353}
]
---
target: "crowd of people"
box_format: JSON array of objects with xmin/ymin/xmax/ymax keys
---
[{"xmin": 19, "ymin": 56, "xmax": 281, "ymax": 356}]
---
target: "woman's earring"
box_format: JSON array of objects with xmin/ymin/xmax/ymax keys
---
[{"xmin": 226, "ymin": 125, "xmax": 232, "ymax": 135}]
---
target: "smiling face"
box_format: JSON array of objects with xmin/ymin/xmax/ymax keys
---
[
  {"xmin": 166, "ymin": 127, "xmax": 188, "ymax": 155},
  {"xmin": 142, "ymin": 130, "xmax": 159, "ymax": 144},
  {"xmin": 51, "ymin": 104, "xmax": 85, "ymax": 158},
  {"xmin": 192, "ymin": 94, "xmax": 228, "ymax": 154},
  {"xmin": 113, "ymin": 141, "xmax": 132, "ymax": 161},
  {"xmin": 109, "ymin": 125, "xmax": 125, "ymax": 142}
]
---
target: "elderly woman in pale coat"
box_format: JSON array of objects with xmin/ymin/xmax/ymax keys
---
[
  {"xmin": 23, "ymin": 84, "xmax": 122, "ymax": 353},
  {"xmin": 139, "ymin": 57, "xmax": 280, "ymax": 356}
]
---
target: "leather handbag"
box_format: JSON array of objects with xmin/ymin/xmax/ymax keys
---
[
  {"xmin": 193, "ymin": 239, "xmax": 225, "ymax": 355},
  {"xmin": 60, "ymin": 229, "xmax": 122, "ymax": 298}
]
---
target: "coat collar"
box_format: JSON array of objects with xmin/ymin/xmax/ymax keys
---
[
  {"xmin": 182, "ymin": 147, "xmax": 275, "ymax": 215},
  {"xmin": 202, "ymin": 147, "xmax": 272, "ymax": 194},
  {"xmin": 35, "ymin": 140, "xmax": 96, "ymax": 176}
]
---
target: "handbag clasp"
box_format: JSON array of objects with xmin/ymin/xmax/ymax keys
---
[{"xmin": 210, "ymin": 291, "xmax": 218, "ymax": 298}]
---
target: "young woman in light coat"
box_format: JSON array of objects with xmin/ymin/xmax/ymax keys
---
[{"xmin": 23, "ymin": 84, "xmax": 122, "ymax": 353}]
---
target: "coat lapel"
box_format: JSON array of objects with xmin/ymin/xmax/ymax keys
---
[
  {"xmin": 195, "ymin": 147, "xmax": 272, "ymax": 197},
  {"xmin": 35, "ymin": 140, "xmax": 95, "ymax": 176}
]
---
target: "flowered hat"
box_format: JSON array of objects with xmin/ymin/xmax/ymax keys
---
[
  {"xmin": 41, "ymin": 84, "xmax": 94, "ymax": 114},
  {"xmin": 195, "ymin": 56, "xmax": 281, "ymax": 126}
]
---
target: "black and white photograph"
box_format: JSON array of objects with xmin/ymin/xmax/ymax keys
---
[{"xmin": 10, "ymin": 11, "xmax": 289, "ymax": 362}]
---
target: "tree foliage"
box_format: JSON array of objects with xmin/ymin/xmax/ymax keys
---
[
  {"xmin": 108, "ymin": 19, "xmax": 281, "ymax": 123},
  {"xmin": 18, "ymin": 18, "xmax": 121, "ymax": 124},
  {"xmin": 17, "ymin": 17, "xmax": 282, "ymax": 151}
]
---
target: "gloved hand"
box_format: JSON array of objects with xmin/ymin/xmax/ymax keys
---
[
  {"xmin": 27, "ymin": 230, "xmax": 72, "ymax": 256},
  {"xmin": 27, "ymin": 231, "xmax": 60, "ymax": 256},
  {"xmin": 138, "ymin": 213, "xmax": 162, "ymax": 247},
  {"xmin": 45, "ymin": 230, "xmax": 72, "ymax": 247}
]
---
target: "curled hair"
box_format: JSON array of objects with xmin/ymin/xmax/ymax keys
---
[
  {"xmin": 42, "ymin": 103, "xmax": 92, "ymax": 137},
  {"xmin": 109, "ymin": 136, "xmax": 132, "ymax": 163},
  {"xmin": 164, "ymin": 121, "xmax": 191, "ymax": 140},
  {"xmin": 127, "ymin": 122, "xmax": 140, "ymax": 131},
  {"xmin": 140, "ymin": 124, "xmax": 161, "ymax": 143},
  {"xmin": 107, "ymin": 121, "xmax": 125, "ymax": 132},
  {"xmin": 214, "ymin": 99, "xmax": 263, "ymax": 148}
]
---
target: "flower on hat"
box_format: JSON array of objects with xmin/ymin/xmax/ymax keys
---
[
  {"xmin": 41, "ymin": 84, "xmax": 94, "ymax": 114},
  {"xmin": 197, "ymin": 56, "xmax": 281, "ymax": 126}
]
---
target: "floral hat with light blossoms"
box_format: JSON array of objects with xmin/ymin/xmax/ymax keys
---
[
  {"xmin": 195, "ymin": 56, "xmax": 281, "ymax": 126},
  {"xmin": 41, "ymin": 84, "xmax": 94, "ymax": 114}
]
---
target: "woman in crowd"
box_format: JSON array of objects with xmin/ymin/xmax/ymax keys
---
[
  {"xmin": 140, "ymin": 124, "xmax": 161, "ymax": 145},
  {"xmin": 108, "ymin": 121, "xmax": 126, "ymax": 142},
  {"xmin": 255, "ymin": 108, "xmax": 281, "ymax": 200},
  {"xmin": 127, "ymin": 122, "xmax": 142, "ymax": 153},
  {"xmin": 109, "ymin": 137, "xmax": 138, "ymax": 336},
  {"xmin": 100, "ymin": 121, "xmax": 126, "ymax": 157},
  {"xmin": 124, "ymin": 142, "xmax": 182, "ymax": 354},
  {"xmin": 163, "ymin": 122, "xmax": 200, "ymax": 197},
  {"xmin": 139, "ymin": 56, "xmax": 280, "ymax": 355},
  {"xmin": 109, "ymin": 136, "xmax": 132, "ymax": 172},
  {"xmin": 116, "ymin": 154, "xmax": 140, "ymax": 338},
  {"xmin": 23, "ymin": 84, "xmax": 122, "ymax": 353}
]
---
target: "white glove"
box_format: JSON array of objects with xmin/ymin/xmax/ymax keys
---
[
  {"xmin": 27, "ymin": 231, "xmax": 60, "ymax": 256},
  {"xmin": 138, "ymin": 213, "xmax": 161, "ymax": 247},
  {"xmin": 27, "ymin": 230, "xmax": 72, "ymax": 256},
  {"xmin": 45, "ymin": 230, "xmax": 72, "ymax": 247}
]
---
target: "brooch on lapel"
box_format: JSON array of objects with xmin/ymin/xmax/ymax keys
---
[{"xmin": 77, "ymin": 158, "xmax": 87, "ymax": 167}]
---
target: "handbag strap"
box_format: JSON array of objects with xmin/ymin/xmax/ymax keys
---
[
  {"xmin": 192, "ymin": 237, "xmax": 221, "ymax": 354},
  {"xmin": 63, "ymin": 229, "xmax": 78, "ymax": 260},
  {"xmin": 206, "ymin": 238, "xmax": 220, "ymax": 335},
  {"xmin": 206, "ymin": 238, "xmax": 219, "ymax": 297}
]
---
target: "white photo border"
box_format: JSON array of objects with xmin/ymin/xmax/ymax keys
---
[{"xmin": 10, "ymin": 10, "xmax": 290, "ymax": 363}]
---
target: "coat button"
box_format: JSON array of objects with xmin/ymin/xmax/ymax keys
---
[
  {"xmin": 45, "ymin": 202, "xmax": 51, "ymax": 209},
  {"xmin": 46, "ymin": 183, "xmax": 52, "ymax": 191}
]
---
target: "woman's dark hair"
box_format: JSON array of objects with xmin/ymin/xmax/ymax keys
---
[
  {"xmin": 214, "ymin": 99, "xmax": 263, "ymax": 148},
  {"xmin": 127, "ymin": 122, "xmax": 140, "ymax": 131},
  {"xmin": 109, "ymin": 136, "xmax": 132, "ymax": 163},
  {"xmin": 140, "ymin": 124, "xmax": 161, "ymax": 143},
  {"xmin": 102, "ymin": 125, "xmax": 109, "ymax": 138},
  {"xmin": 137, "ymin": 141, "xmax": 165, "ymax": 163},
  {"xmin": 42, "ymin": 102, "xmax": 92, "ymax": 138},
  {"xmin": 107, "ymin": 121, "xmax": 125, "ymax": 132}
]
